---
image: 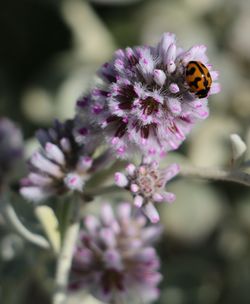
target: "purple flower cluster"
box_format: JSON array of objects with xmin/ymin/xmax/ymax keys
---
[
  {"xmin": 75, "ymin": 32, "xmax": 220, "ymax": 159},
  {"xmin": 0, "ymin": 118, "xmax": 23, "ymax": 190},
  {"xmin": 16, "ymin": 32, "xmax": 220, "ymax": 303},
  {"xmin": 115, "ymin": 159, "xmax": 179, "ymax": 223},
  {"xmin": 69, "ymin": 202, "xmax": 162, "ymax": 303},
  {"xmin": 20, "ymin": 120, "xmax": 96, "ymax": 202}
]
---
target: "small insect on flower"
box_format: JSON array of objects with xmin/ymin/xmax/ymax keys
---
[
  {"xmin": 75, "ymin": 33, "xmax": 220, "ymax": 158},
  {"xmin": 185, "ymin": 61, "xmax": 212, "ymax": 99}
]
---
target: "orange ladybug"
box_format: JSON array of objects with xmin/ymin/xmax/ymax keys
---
[{"xmin": 185, "ymin": 61, "xmax": 212, "ymax": 99}]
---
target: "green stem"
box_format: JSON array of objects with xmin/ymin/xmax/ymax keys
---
[
  {"xmin": 180, "ymin": 164, "xmax": 250, "ymax": 186},
  {"xmin": 85, "ymin": 185, "xmax": 120, "ymax": 197},
  {"xmin": 53, "ymin": 195, "xmax": 81, "ymax": 304},
  {"xmin": 0, "ymin": 194, "xmax": 50, "ymax": 249}
]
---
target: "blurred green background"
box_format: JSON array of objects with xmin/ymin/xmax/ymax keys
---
[{"xmin": 1, "ymin": 0, "xmax": 250, "ymax": 303}]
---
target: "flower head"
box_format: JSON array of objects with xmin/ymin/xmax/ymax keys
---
[
  {"xmin": 75, "ymin": 32, "xmax": 220, "ymax": 159},
  {"xmin": 69, "ymin": 202, "xmax": 162, "ymax": 303},
  {"xmin": 115, "ymin": 160, "xmax": 180, "ymax": 223},
  {"xmin": 20, "ymin": 119, "xmax": 99, "ymax": 202},
  {"xmin": 0, "ymin": 118, "xmax": 23, "ymax": 190}
]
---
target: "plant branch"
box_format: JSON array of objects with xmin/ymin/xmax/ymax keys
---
[
  {"xmin": 85, "ymin": 185, "xmax": 119, "ymax": 197},
  {"xmin": 1, "ymin": 198, "xmax": 50, "ymax": 249},
  {"xmin": 180, "ymin": 164, "xmax": 250, "ymax": 187},
  {"xmin": 84, "ymin": 185, "xmax": 121, "ymax": 197},
  {"xmin": 53, "ymin": 197, "xmax": 81, "ymax": 304}
]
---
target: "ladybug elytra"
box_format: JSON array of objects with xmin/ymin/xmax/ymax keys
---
[{"xmin": 185, "ymin": 61, "xmax": 212, "ymax": 99}]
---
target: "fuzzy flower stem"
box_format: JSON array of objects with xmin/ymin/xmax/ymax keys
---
[
  {"xmin": 0, "ymin": 194, "xmax": 50, "ymax": 249},
  {"xmin": 181, "ymin": 165, "xmax": 250, "ymax": 187},
  {"xmin": 85, "ymin": 185, "xmax": 120, "ymax": 197},
  {"xmin": 53, "ymin": 196, "xmax": 81, "ymax": 304}
]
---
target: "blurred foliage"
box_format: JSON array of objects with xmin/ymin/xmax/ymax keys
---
[{"xmin": 1, "ymin": 0, "xmax": 250, "ymax": 303}]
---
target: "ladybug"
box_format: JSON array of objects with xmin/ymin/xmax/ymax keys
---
[{"xmin": 185, "ymin": 61, "xmax": 212, "ymax": 99}]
